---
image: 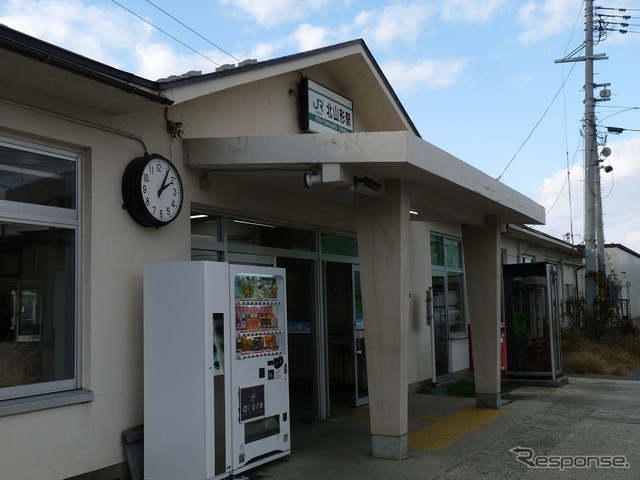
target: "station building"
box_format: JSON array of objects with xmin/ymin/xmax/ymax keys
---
[{"xmin": 0, "ymin": 25, "xmax": 555, "ymax": 478}]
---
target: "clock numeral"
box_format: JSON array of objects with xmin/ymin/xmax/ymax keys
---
[{"xmin": 145, "ymin": 197, "xmax": 150, "ymax": 206}]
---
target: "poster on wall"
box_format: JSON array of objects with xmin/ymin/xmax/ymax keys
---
[{"xmin": 300, "ymin": 77, "xmax": 354, "ymax": 134}]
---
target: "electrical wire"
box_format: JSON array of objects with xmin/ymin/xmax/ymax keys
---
[
  {"xmin": 110, "ymin": 0, "xmax": 222, "ymax": 66},
  {"xmin": 496, "ymin": 59, "xmax": 580, "ymax": 182},
  {"xmin": 497, "ymin": 2, "xmax": 585, "ymax": 182},
  {"xmin": 143, "ymin": 0, "xmax": 241, "ymax": 63}
]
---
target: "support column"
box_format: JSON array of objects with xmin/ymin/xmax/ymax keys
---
[
  {"xmin": 355, "ymin": 180, "xmax": 410, "ymax": 460},
  {"xmin": 461, "ymin": 216, "xmax": 502, "ymax": 409}
]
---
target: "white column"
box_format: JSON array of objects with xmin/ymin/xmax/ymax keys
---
[
  {"xmin": 461, "ymin": 216, "xmax": 502, "ymax": 409},
  {"xmin": 355, "ymin": 180, "xmax": 410, "ymax": 459}
]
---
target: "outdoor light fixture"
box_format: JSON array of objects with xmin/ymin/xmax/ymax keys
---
[
  {"xmin": 599, "ymin": 147, "xmax": 613, "ymax": 173},
  {"xmin": 303, "ymin": 172, "xmax": 322, "ymax": 188},
  {"xmin": 353, "ymin": 176, "xmax": 382, "ymax": 192}
]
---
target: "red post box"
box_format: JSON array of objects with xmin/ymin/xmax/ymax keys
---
[{"xmin": 468, "ymin": 323, "xmax": 508, "ymax": 372}]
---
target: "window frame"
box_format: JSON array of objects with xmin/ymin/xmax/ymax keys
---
[
  {"xmin": 430, "ymin": 233, "xmax": 468, "ymax": 338},
  {"xmin": 0, "ymin": 135, "xmax": 83, "ymax": 405}
]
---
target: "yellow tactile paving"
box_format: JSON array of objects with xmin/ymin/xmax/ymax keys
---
[
  {"xmin": 408, "ymin": 408, "xmax": 507, "ymax": 451},
  {"xmin": 351, "ymin": 412, "xmax": 445, "ymax": 422}
]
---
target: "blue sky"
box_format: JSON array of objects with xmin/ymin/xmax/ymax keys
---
[{"xmin": 2, "ymin": 0, "xmax": 640, "ymax": 252}]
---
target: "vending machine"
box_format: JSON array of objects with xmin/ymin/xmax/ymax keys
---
[{"xmin": 144, "ymin": 261, "xmax": 290, "ymax": 480}]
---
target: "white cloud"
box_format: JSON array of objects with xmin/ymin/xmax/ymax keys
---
[
  {"xmin": 0, "ymin": 0, "xmax": 151, "ymax": 69},
  {"xmin": 218, "ymin": 0, "xmax": 335, "ymax": 27},
  {"xmin": 516, "ymin": 0, "xmax": 577, "ymax": 46},
  {"xmin": 245, "ymin": 41, "xmax": 284, "ymax": 61},
  {"xmin": 288, "ymin": 23, "xmax": 334, "ymax": 51},
  {"xmin": 0, "ymin": 0, "xmax": 234, "ymax": 79},
  {"xmin": 382, "ymin": 57, "xmax": 468, "ymax": 92},
  {"xmin": 353, "ymin": 3, "xmax": 435, "ymax": 49},
  {"xmin": 440, "ymin": 0, "xmax": 509, "ymax": 23}
]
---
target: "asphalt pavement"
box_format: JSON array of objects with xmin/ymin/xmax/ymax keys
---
[{"xmin": 246, "ymin": 375, "xmax": 640, "ymax": 479}]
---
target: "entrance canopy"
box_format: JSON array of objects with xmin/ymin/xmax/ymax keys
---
[{"xmin": 185, "ymin": 131, "xmax": 545, "ymax": 226}]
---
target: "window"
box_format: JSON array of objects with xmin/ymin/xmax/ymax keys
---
[
  {"xmin": 0, "ymin": 137, "xmax": 79, "ymax": 402},
  {"xmin": 430, "ymin": 234, "xmax": 467, "ymax": 337},
  {"xmin": 191, "ymin": 211, "xmax": 223, "ymax": 261}
]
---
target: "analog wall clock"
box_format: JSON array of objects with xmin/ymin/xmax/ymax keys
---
[{"xmin": 122, "ymin": 153, "xmax": 184, "ymax": 227}]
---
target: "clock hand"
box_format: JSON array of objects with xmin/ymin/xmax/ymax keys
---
[
  {"xmin": 157, "ymin": 168, "xmax": 170, "ymax": 196},
  {"xmin": 157, "ymin": 179, "xmax": 175, "ymax": 196}
]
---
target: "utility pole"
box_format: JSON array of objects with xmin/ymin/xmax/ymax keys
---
[{"xmin": 555, "ymin": 0, "xmax": 608, "ymax": 316}]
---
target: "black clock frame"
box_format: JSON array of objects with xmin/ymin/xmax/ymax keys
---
[{"xmin": 121, "ymin": 153, "xmax": 183, "ymax": 227}]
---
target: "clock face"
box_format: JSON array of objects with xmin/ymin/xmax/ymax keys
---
[
  {"xmin": 140, "ymin": 157, "xmax": 183, "ymax": 224},
  {"xmin": 122, "ymin": 154, "xmax": 184, "ymax": 227}
]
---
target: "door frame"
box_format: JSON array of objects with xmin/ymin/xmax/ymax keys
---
[{"xmin": 351, "ymin": 265, "xmax": 368, "ymax": 407}]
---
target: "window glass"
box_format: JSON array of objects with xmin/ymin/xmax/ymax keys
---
[
  {"xmin": 447, "ymin": 272, "xmax": 465, "ymax": 335},
  {"xmin": 227, "ymin": 218, "xmax": 315, "ymax": 251},
  {"xmin": 430, "ymin": 234, "xmax": 444, "ymax": 266},
  {"xmin": 191, "ymin": 212, "xmax": 223, "ymax": 261},
  {"xmin": 321, "ymin": 234, "xmax": 358, "ymax": 257},
  {"xmin": 0, "ymin": 223, "xmax": 76, "ymax": 393},
  {"xmin": 446, "ymin": 238, "xmax": 462, "ymax": 269},
  {"xmin": 0, "ymin": 138, "xmax": 78, "ymax": 401},
  {"xmin": 0, "ymin": 144, "xmax": 76, "ymax": 209},
  {"xmin": 430, "ymin": 233, "xmax": 466, "ymax": 337}
]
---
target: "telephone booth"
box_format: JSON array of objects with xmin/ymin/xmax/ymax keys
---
[{"xmin": 503, "ymin": 262, "xmax": 563, "ymax": 380}]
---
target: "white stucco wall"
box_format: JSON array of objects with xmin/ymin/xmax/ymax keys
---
[
  {"xmin": 0, "ymin": 94, "xmax": 190, "ymax": 478},
  {"xmin": 0, "ymin": 64, "xmax": 406, "ymax": 478},
  {"xmin": 606, "ymin": 247, "xmax": 640, "ymax": 322}
]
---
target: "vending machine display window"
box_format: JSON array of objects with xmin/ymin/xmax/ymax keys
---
[{"xmin": 234, "ymin": 274, "xmax": 284, "ymax": 360}]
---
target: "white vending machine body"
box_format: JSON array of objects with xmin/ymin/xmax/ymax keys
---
[
  {"xmin": 143, "ymin": 261, "xmax": 290, "ymax": 480},
  {"xmin": 144, "ymin": 261, "xmax": 232, "ymax": 480}
]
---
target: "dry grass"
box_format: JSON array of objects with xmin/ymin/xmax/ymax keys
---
[{"xmin": 563, "ymin": 334, "xmax": 640, "ymax": 376}]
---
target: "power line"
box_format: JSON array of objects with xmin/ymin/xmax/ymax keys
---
[
  {"xmin": 110, "ymin": 0, "xmax": 221, "ymax": 67},
  {"xmin": 496, "ymin": 59, "xmax": 579, "ymax": 182},
  {"xmin": 497, "ymin": 2, "xmax": 585, "ymax": 182},
  {"xmin": 143, "ymin": 0, "xmax": 241, "ymax": 63}
]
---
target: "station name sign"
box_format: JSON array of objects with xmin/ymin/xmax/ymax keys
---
[{"xmin": 300, "ymin": 77, "xmax": 354, "ymax": 134}]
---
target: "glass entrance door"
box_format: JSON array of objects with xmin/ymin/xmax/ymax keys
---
[
  {"xmin": 325, "ymin": 262, "xmax": 367, "ymax": 409},
  {"xmin": 277, "ymin": 257, "xmax": 318, "ymax": 419},
  {"xmin": 431, "ymin": 275, "xmax": 452, "ymax": 383},
  {"xmin": 352, "ymin": 266, "xmax": 368, "ymax": 407}
]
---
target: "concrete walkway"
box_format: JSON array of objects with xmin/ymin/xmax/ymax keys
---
[{"xmin": 247, "ymin": 376, "xmax": 640, "ymax": 479}]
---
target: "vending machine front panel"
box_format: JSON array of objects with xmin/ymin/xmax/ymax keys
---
[{"xmin": 229, "ymin": 266, "xmax": 291, "ymax": 474}]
